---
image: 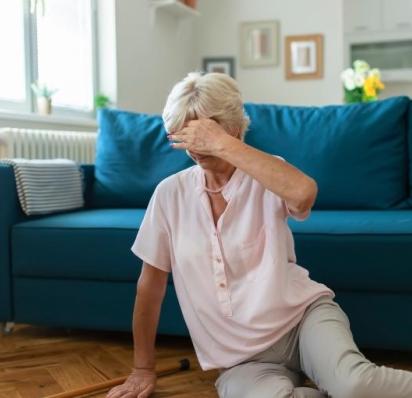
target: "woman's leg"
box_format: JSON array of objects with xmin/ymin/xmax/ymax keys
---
[
  {"xmin": 215, "ymin": 361, "xmax": 326, "ymax": 398},
  {"xmin": 298, "ymin": 295, "xmax": 412, "ymax": 398},
  {"xmin": 215, "ymin": 321, "xmax": 328, "ymax": 398}
]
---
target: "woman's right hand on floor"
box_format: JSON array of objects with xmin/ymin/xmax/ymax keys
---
[{"xmin": 106, "ymin": 368, "xmax": 157, "ymax": 398}]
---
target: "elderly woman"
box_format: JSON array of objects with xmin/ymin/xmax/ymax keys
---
[{"xmin": 107, "ymin": 72, "xmax": 412, "ymax": 398}]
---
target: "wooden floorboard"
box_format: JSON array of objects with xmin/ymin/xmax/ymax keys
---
[{"xmin": 0, "ymin": 324, "xmax": 411, "ymax": 397}]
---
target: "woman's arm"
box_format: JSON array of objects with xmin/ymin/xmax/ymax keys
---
[
  {"xmin": 217, "ymin": 135, "xmax": 318, "ymax": 217},
  {"xmin": 168, "ymin": 119, "xmax": 317, "ymax": 217},
  {"xmin": 133, "ymin": 262, "xmax": 168, "ymax": 369},
  {"xmin": 106, "ymin": 263, "xmax": 167, "ymax": 397}
]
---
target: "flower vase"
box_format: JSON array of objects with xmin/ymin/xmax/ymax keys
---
[{"xmin": 37, "ymin": 97, "xmax": 52, "ymax": 115}]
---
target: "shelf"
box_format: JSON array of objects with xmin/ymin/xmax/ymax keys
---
[
  {"xmin": 150, "ymin": 0, "xmax": 200, "ymax": 18},
  {"xmin": 381, "ymin": 69, "xmax": 412, "ymax": 83}
]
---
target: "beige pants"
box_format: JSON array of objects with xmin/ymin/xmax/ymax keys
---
[{"xmin": 215, "ymin": 295, "xmax": 412, "ymax": 398}]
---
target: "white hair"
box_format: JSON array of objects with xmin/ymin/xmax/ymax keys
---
[{"xmin": 162, "ymin": 71, "xmax": 250, "ymax": 140}]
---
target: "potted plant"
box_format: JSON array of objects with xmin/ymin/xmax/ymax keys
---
[
  {"xmin": 31, "ymin": 81, "xmax": 58, "ymax": 115},
  {"xmin": 94, "ymin": 93, "xmax": 111, "ymax": 110},
  {"xmin": 341, "ymin": 60, "xmax": 385, "ymax": 104}
]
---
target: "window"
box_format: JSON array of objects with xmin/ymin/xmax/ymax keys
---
[
  {"xmin": 0, "ymin": 0, "xmax": 97, "ymax": 116},
  {"xmin": 0, "ymin": 1, "xmax": 26, "ymax": 107}
]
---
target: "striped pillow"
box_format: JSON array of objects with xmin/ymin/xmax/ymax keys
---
[{"xmin": 0, "ymin": 158, "xmax": 84, "ymax": 215}]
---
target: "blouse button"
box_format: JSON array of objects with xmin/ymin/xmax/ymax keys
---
[
  {"xmin": 216, "ymin": 257, "xmax": 222, "ymax": 263},
  {"xmin": 219, "ymin": 282, "xmax": 225, "ymax": 288}
]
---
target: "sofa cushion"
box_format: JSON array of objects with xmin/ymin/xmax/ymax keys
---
[
  {"xmin": 12, "ymin": 209, "xmax": 173, "ymax": 284},
  {"xmin": 288, "ymin": 209, "xmax": 412, "ymax": 293},
  {"xmin": 92, "ymin": 108, "xmax": 195, "ymax": 208},
  {"xmin": 244, "ymin": 96, "xmax": 410, "ymax": 210},
  {"xmin": 12, "ymin": 208, "xmax": 412, "ymax": 293}
]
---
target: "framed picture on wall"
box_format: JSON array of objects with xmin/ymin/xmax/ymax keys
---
[
  {"xmin": 202, "ymin": 57, "xmax": 235, "ymax": 78},
  {"xmin": 240, "ymin": 20, "xmax": 280, "ymax": 67},
  {"xmin": 285, "ymin": 34, "xmax": 324, "ymax": 79}
]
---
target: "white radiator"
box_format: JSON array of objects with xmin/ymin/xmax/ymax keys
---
[{"xmin": 0, "ymin": 128, "xmax": 97, "ymax": 163}]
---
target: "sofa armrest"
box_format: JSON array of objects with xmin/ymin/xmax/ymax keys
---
[
  {"xmin": 0, "ymin": 163, "xmax": 95, "ymax": 321},
  {"xmin": 0, "ymin": 164, "xmax": 28, "ymax": 321},
  {"xmin": 80, "ymin": 164, "xmax": 95, "ymax": 209}
]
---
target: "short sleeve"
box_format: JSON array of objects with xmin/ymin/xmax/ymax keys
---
[
  {"xmin": 130, "ymin": 185, "xmax": 172, "ymax": 273},
  {"xmin": 273, "ymin": 154, "xmax": 311, "ymax": 222}
]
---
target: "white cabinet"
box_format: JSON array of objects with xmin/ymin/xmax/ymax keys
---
[
  {"xmin": 382, "ymin": 0, "xmax": 412, "ymax": 31},
  {"xmin": 343, "ymin": 0, "xmax": 412, "ymax": 82},
  {"xmin": 344, "ymin": 0, "xmax": 382, "ymax": 34},
  {"xmin": 344, "ymin": 0, "xmax": 412, "ymax": 34}
]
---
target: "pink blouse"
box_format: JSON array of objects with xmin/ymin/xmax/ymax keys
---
[{"xmin": 131, "ymin": 155, "xmax": 335, "ymax": 371}]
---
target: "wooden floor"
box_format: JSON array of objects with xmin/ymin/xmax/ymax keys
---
[{"xmin": 0, "ymin": 324, "xmax": 412, "ymax": 398}]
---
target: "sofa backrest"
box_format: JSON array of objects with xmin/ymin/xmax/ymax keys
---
[
  {"xmin": 92, "ymin": 96, "xmax": 411, "ymax": 210},
  {"xmin": 92, "ymin": 108, "xmax": 194, "ymax": 208},
  {"xmin": 244, "ymin": 96, "xmax": 411, "ymax": 209}
]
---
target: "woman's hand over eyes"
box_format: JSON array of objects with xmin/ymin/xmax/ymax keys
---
[{"xmin": 167, "ymin": 118, "xmax": 233, "ymax": 156}]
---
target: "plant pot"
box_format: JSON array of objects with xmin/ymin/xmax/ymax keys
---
[
  {"xmin": 37, "ymin": 97, "xmax": 52, "ymax": 115},
  {"xmin": 183, "ymin": 0, "xmax": 197, "ymax": 9}
]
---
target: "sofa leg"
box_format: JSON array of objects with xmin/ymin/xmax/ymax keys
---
[{"xmin": 3, "ymin": 322, "xmax": 15, "ymax": 334}]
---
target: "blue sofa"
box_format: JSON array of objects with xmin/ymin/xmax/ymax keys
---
[{"xmin": 1, "ymin": 96, "xmax": 412, "ymax": 353}]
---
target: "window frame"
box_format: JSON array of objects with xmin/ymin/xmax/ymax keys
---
[
  {"xmin": 0, "ymin": 0, "xmax": 31, "ymax": 112},
  {"xmin": 0, "ymin": 0, "xmax": 99, "ymax": 118}
]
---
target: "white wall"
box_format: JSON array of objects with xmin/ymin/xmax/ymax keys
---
[
  {"xmin": 193, "ymin": 0, "xmax": 345, "ymax": 106},
  {"xmin": 99, "ymin": 0, "xmax": 346, "ymax": 111},
  {"xmin": 114, "ymin": 0, "xmax": 197, "ymax": 114}
]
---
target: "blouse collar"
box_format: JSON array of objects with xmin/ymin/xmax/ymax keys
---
[{"xmin": 194, "ymin": 164, "xmax": 245, "ymax": 201}]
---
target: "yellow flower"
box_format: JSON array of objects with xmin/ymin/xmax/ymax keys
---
[
  {"xmin": 363, "ymin": 75, "xmax": 384, "ymax": 98},
  {"xmin": 364, "ymin": 76, "xmax": 376, "ymax": 97}
]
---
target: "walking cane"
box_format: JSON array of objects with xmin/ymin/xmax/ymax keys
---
[{"xmin": 44, "ymin": 358, "xmax": 191, "ymax": 398}]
